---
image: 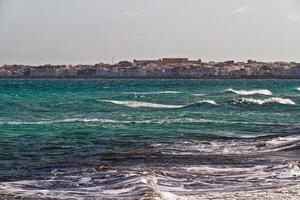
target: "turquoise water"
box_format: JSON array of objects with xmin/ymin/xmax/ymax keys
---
[{"xmin": 0, "ymin": 79, "xmax": 299, "ymax": 199}]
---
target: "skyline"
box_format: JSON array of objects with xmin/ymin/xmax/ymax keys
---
[{"xmin": 1, "ymin": 0, "xmax": 300, "ymax": 65}]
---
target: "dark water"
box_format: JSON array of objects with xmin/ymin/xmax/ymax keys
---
[{"xmin": 0, "ymin": 79, "xmax": 299, "ymax": 199}]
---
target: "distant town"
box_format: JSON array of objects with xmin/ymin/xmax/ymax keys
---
[{"xmin": 1, "ymin": 58, "xmax": 300, "ymax": 79}]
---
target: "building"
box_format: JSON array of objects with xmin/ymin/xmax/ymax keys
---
[
  {"xmin": 290, "ymin": 65, "xmax": 300, "ymax": 77},
  {"xmin": 77, "ymin": 68, "xmax": 97, "ymax": 76},
  {"xmin": 196, "ymin": 66, "xmax": 215, "ymax": 77},
  {"xmin": 161, "ymin": 58, "xmax": 189, "ymax": 64},
  {"xmin": 30, "ymin": 66, "xmax": 56, "ymax": 77}
]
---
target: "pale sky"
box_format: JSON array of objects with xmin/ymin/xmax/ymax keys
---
[{"xmin": 0, "ymin": 0, "xmax": 300, "ymax": 65}]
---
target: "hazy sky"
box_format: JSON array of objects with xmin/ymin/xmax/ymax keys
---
[{"xmin": 0, "ymin": 0, "xmax": 300, "ymax": 65}]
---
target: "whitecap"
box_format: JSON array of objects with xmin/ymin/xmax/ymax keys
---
[
  {"xmin": 286, "ymin": 161, "xmax": 300, "ymax": 176},
  {"xmin": 102, "ymin": 99, "xmax": 218, "ymax": 109},
  {"xmin": 226, "ymin": 88, "xmax": 272, "ymax": 96},
  {"xmin": 191, "ymin": 93, "xmax": 205, "ymax": 96},
  {"xmin": 158, "ymin": 135, "xmax": 300, "ymax": 155},
  {"xmin": 101, "ymin": 100, "xmax": 184, "ymax": 109},
  {"xmin": 237, "ymin": 97, "xmax": 296, "ymax": 105},
  {"xmin": 297, "ymin": 87, "xmax": 300, "ymax": 91},
  {"xmin": 197, "ymin": 100, "xmax": 218, "ymax": 105}
]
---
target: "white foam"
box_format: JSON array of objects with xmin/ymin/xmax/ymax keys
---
[
  {"xmin": 1, "ymin": 157, "xmax": 299, "ymax": 200},
  {"xmin": 0, "ymin": 118, "xmax": 118, "ymax": 125},
  {"xmin": 158, "ymin": 135, "xmax": 300, "ymax": 155},
  {"xmin": 142, "ymin": 176, "xmax": 179, "ymax": 200},
  {"xmin": 197, "ymin": 100, "xmax": 218, "ymax": 105},
  {"xmin": 102, "ymin": 99, "xmax": 219, "ymax": 109},
  {"xmin": 238, "ymin": 97, "xmax": 296, "ymax": 105},
  {"xmin": 266, "ymin": 135, "xmax": 300, "ymax": 145},
  {"xmin": 0, "ymin": 117, "xmax": 289, "ymax": 127},
  {"xmin": 102, "ymin": 100, "xmax": 184, "ymax": 108},
  {"xmin": 297, "ymin": 87, "xmax": 300, "ymax": 91},
  {"xmin": 191, "ymin": 93, "xmax": 205, "ymax": 96},
  {"xmin": 226, "ymin": 88, "xmax": 272, "ymax": 96}
]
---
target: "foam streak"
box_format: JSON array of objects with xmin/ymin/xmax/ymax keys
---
[{"xmin": 226, "ymin": 88, "xmax": 272, "ymax": 96}]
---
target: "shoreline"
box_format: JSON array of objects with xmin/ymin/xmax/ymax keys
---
[{"xmin": 0, "ymin": 77, "xmax": 300, "ymax": 80}]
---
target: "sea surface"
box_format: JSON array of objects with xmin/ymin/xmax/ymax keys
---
[{"xmin": 0, "ymin": 79, "xmax": 299, "ymax": 199}]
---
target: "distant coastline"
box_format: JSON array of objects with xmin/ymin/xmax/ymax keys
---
[
  {"xmin": 1, "ymin": 76, "xmax": 299, "ymax": 80},
  {"xmin": 1, "ymin": 58, "xmax": 300, "ymax": 79}
]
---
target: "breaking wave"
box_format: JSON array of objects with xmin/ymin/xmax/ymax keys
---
[
  {"xmin": 101, "ymin": 100, "xmax": 184, "ymax": 108},
  {"xmin": 102, "ymin": 100, "xmax": 218, "ymax": 109},
  {"xmin": 1, "ymin": 164, "xmax": 299, "ymax": 200},
  {"xmin": 1, "ymin": 135, "xmax": 299, "ymax": 199},
  {"xmin": 195, "ymin": 100, "xmax": 218, "ymax": 105},
  {"xmin": 156, "ymin": 135, "xmax": 300, "ymax": 155},
  {"xmin": 236, "ymin": 97, "xmax": 296, "ymax": 105},
  {"xmin": 297, "ymin": 87, "xmax": 300, "ymax": 91},
  {"xmin": 191, "ymin": 93, "xmax": 206, "ymax": 96},
  {"xmin": 226, "ymin": 88, "xmax": 272, "ymax": 96}
]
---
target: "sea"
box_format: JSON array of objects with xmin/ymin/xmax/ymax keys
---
[{"xmin": 0, "ymin": 79, "xmax": 299, "ymax": 200}]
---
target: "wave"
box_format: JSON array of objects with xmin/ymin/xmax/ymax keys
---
[
  {"xmin": 101, "ymin": 100, "xmax": 184, "ymax": 108},
  {"xmin": 1, "ymin": 163, "xmax": 299, "ymax": 200},
  {"xmin": 191, "ymin": 99, "xmax": 219, "ymax": 105},
  {"xmin": 297, "ymin": 87, "xmax": 300, "ymax": 91},
  {"xmin": 122, "ymin": 91, "xmax": 182, "ymax": 95},
  {"xmin": 237, "ymin": 97, "xmax": 296, "ymax": 105},
  {"xmin": 226, "ymin": 88, "xmax": 272, "ymax": 96},
  {"xmin": 1, "ymin": 162, "xmax": 299, "ymax": 200},
  {"xmin": 0, "ymin": 118, "xmax": 119, "ymax": 125},
  {"xmin": 102, "ymin": 100, "xmax": 218, "ymax": 109},
  {"xmin": 157, "ymin": 135, "xmax": 300, "ymax": 156},
  {"xmin": 0, "ymin": 117, "xmax": 290, "ymax": 127},
  {"xmin": 265, "ymin": 136, "xmax": 300, "ymax": 152},
  {"xmin": 191, "ymin": 93, "xmax": 206, "ymax": 96}
]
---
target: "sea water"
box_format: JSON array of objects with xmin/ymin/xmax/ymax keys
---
[{"xmin": 0, "ymin": 79, "xmax": 299, "ymax": 199}]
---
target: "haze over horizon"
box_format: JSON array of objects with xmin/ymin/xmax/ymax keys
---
[{"xmin": 0, "ymin": 0, "xmax": 300, "ymax": 65}]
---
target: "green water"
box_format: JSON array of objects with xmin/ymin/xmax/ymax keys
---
[{"xmin": 0, "ymin": 79, "xmax": 299, "ymax": 199}]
